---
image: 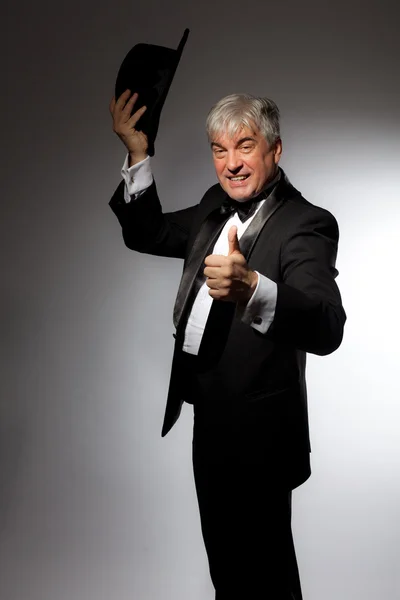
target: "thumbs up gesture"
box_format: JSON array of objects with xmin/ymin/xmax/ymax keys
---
[
  {"xmin": 204, "ymin": 226, "xmax": 259, "ymax": 304},
  {"xmin": 227, "ymin": 225, "xmax": 242, "ymax": 256}
]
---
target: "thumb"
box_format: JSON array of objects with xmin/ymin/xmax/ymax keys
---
[{"xmin": 228, "ymin": 225, "xmax": 241, "ymax": 255}]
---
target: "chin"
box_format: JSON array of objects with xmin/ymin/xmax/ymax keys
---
[{"xmin": 228, "ymin": 187, "xmax": 256, "ymax": 202}]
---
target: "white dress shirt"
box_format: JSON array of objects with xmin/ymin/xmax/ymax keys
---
[{"xmin": 121, "ymin": 156, "xmax": 278, "ymax": 355}]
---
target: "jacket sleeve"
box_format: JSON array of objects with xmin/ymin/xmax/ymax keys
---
[
  {"xmin": 272, "ymin": 207, "xmax": 346, "ymax": 356},
  {"xmin": 109, "ymin": 179, "xmax": 200, "ymax": 259}
]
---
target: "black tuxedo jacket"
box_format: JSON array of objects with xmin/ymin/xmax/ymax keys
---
[{"xmin": 110, "ymin": 169, "xmax": 346, "ymax": 489}]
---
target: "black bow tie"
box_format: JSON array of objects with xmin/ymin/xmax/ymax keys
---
[{"xmin": 220, "ymin": 197, "xmax": 260, "ymax": 222}]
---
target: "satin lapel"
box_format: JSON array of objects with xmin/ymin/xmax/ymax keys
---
[
  {"xmin": 239, "ymin": 178, "xmax": 287, "ymax": 261},
  {"xmin": 173, "ymin": 205, "xmax": 228, "ymax": 328}
]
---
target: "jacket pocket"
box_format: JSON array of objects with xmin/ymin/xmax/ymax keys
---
[{"xmin": 244, "ymin": 384, "xmax": 296, "ymax": 403}]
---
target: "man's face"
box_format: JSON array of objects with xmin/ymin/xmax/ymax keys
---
[{"xmin": 211, "ymin": 123, "xmax": 282, "ymax": 202}]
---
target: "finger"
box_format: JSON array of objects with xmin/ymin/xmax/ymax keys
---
[
  {"xmin": 228, "ymin": 225, "xmax": 241, "ymax": 255},
  {"xmin": 117, "ymin": 88, "xmax": 132, "ymax": 104},
  {"xmin": 115, "ymin": 89, "xmax": 134, "ymax": 112},
  {"xmin": 208, "ymin": 288, "xmax": 231, "ymax": 300},
  {"xmin": 109, "ymin": 96, "xmax": 116, "ymax": 115},
  {"xmin": 204, "ymin": 254, "xmax": 228, "ymax": 267},
  {"xmin": 205, "ymin": 276, "xmax": 224, "ymax": 288},
  {"xmin": 122, "ymin": 92, "xmax": 139, "ymax": 115},
  {"xmin": 203, "ymin": 266, "xmax": 221, "ymax": 278},
  {"xmin": 205, "ymin": 278, "xmax": 218, "ymax": 289},
  {"xmin": 128, "ymin": 104, "xmax": 147, "ymax": 128},
  {"xmin": 205, "ymin": 264, "xmax": 235, "ymax": 282},
  {"xmin": 206, "ymin": 277, "xmax": 231, "ymax": 290}
]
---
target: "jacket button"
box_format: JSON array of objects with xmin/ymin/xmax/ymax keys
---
[{"xmin": 253, "ymin": 316, "xmax": 262, "ymax": 325}]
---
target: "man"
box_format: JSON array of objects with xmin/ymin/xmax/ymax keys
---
[{"xmin": 109, "ymin": 90, "xmax": 346, "ymax": 599}]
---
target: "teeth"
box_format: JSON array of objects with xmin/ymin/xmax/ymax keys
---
[{"xmin": 231, "ymin": 176, "xmax": 247, "ymax": 181}]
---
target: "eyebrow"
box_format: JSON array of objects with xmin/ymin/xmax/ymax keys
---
[{"xmin": 211, "ymin": 136, "xmax": 257, "ymax": 149}]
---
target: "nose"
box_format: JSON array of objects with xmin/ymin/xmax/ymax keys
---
[{"xmin": 226, "ymin": 150, "xmax": 243, "ymax": 173}]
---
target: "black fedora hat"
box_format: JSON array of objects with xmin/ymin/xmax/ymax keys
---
[{"xmin": 115, "ymin": 28, "xmax": 190, "ymax": 156}]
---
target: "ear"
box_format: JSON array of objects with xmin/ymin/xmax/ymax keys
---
[{"xmin": 273, "ymin": 138, "xmax": 282, "ymax": 164}]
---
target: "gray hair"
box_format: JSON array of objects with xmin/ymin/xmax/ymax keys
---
[{"xmin": 206, "ymin": 93, "xmax": 281, "ymax": 145}]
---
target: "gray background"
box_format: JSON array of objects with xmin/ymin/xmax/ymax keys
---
[{"xmin": 2, "ymin": 0, "xmax": 399, "ymax": 598}]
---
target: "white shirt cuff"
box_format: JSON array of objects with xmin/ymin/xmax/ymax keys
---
[
  {"xmin": 240, "ymin": 272, "xmax": 277, "ymax": 334},
  {"xmin": 121, "ymin": 154, "xmax": 153, "ymax": 202}
]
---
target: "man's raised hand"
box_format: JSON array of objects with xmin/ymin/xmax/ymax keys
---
[
  {"xmin": 109, "ymin": 90, "xmax": 148, "ymax": 165},
  {"xmin": 204, "ymin": 225, "xmax": 258, "ymax": 305}
]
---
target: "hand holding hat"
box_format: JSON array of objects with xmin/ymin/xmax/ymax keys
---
[
  {"xmin": 111, "ymin": 29, "xmax": 189, "ymax": 157},
  {"xmin": 109, "ymin": 91, "xmax": 149, "ymax": 166}
]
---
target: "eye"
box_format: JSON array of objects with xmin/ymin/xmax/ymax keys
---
[
  {"xmin": 213, "ymin": 148, "xmax": 226, "ymax": 157},
  {"xmin": 240, "ymin": 145, "xmax": 253, "ymax": 153}
]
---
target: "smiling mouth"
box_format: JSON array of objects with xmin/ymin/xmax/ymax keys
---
[{"xmin": 228, "ymin": 174, "xmax": 250, "ymax": 181}]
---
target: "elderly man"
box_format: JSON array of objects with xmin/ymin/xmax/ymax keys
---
[{"xmin": 109, "ymin": 91, "xmax": 346, "ymax": 599}]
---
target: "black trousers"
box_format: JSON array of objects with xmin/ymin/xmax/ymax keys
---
[{"xmin": 191, "ymin": 404, "xmax": 303, "ymax": 600}]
